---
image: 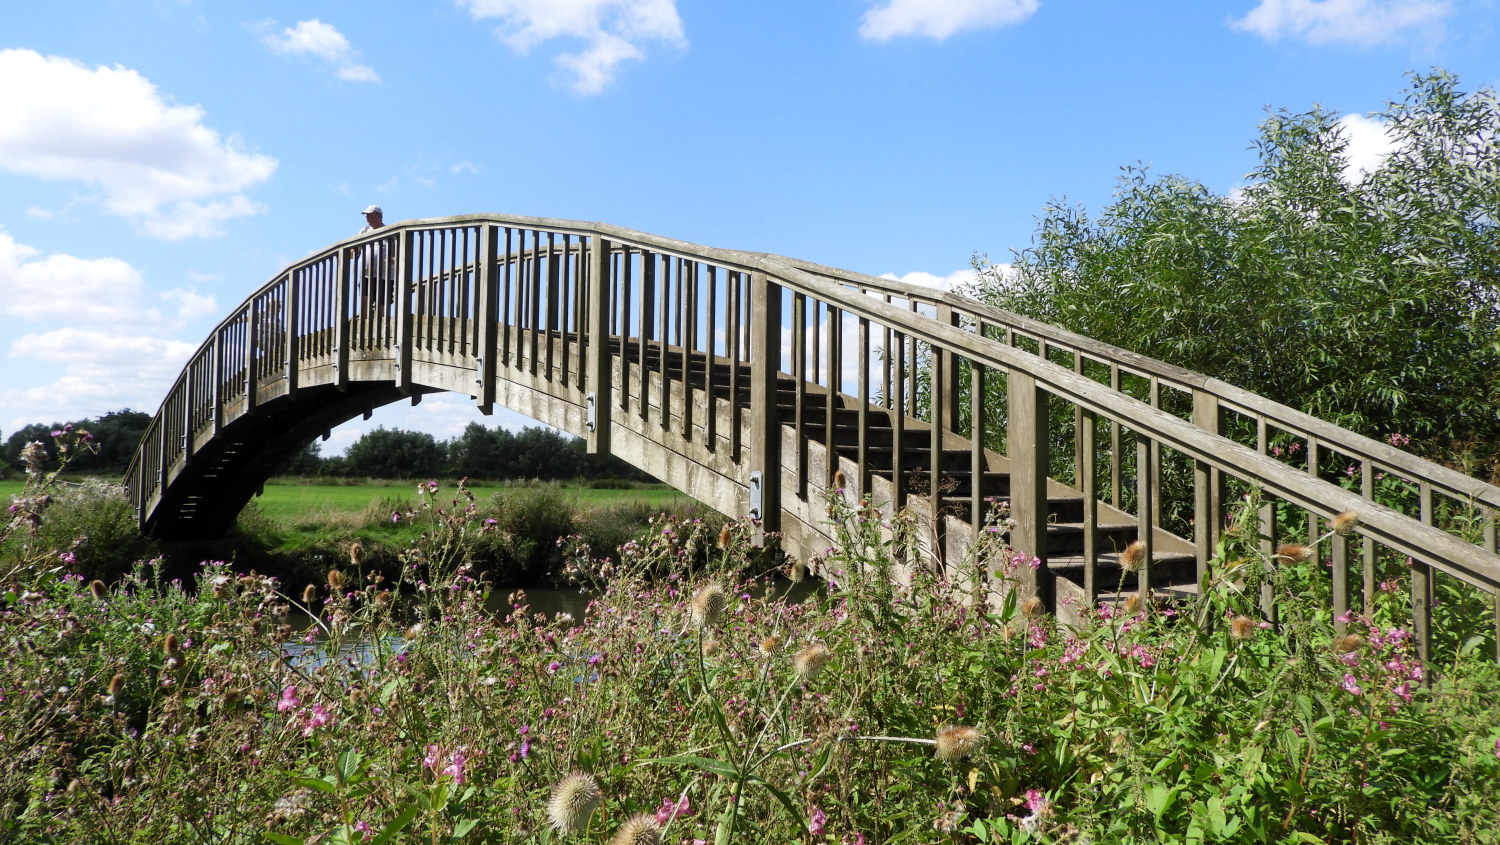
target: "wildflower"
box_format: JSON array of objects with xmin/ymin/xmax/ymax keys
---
[
  {"xmin": 391, "ymin": 512, "xmax": 401, "ymax": 524},
  {"xmin": 1120, "ymin": 540, "xmax": 1146, "ymax": 573},
  {"xmin": 655, "ymin": 795, "xmax": 692, "ymax": 826},
  {"xmin": 1340, "ymin": 674, "xmax": 1363, "ymax": 696},
  {"xmin": 610, "ymin": 813, "xmax": 661, "ymax": 845},
  {"xmin": 935, "ymin": 725, "xmax": 984, "ymax": 762},
  {"xmin": 759, "ymin": 634, "xmax": 783, "ymax": 656},
  {"xmin": 89, "ymin": 580, "xmax": 108, "ymax": 601},
  {"xmin": 1331, "ymin": 511, "xmax": 1359, "ymax": 535},
  {"xmin": 689, "ymin": 583, "xmax": 727, "ymax": 630},
  {"xmin": 1276, "ymin": 544, "xmax": 1313, "ymax": 564},
  {"xmin": 302, "ymin": 703, "xmax": 332, "ymax": 736},
  {"xmin": 793, "ymin": 642, "xmax": 830, "ymax": 681},
  {"xmin": 277, "ymin": 685, "xmax": 301, "ymax": 712},
  {"xmin": 808, "ymin": 807, "xmax": 828, "ymax": 836},
  {"xmin": 1230, "ymin": 616, "xmax": 1257, "ymax": 642},
  {"xmin": 548, "ymin": 773, "xmax": 602, "ymax": 834}
]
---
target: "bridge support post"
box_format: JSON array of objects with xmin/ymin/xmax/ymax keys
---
[
  {"xmin": 474, "ymin": 225, "xmax": 499, "ymax": 412},
  {"xmin": 748, "ymin": 272, "xmax": 782, "ymax": 544},
  {"xmin": 1192, "ymin": 390, "xmax": 1221, "ymax": 588},
  {"xmin": 586, "ymin": 236, "xmax": 613, "ymax": 455},
  {"xmin": 1008, "ymin": 370, "xmax": 1051, "ymax": 609},
  {"xmin": 394, "ymin": 231, "xmax": 414, "ymax": 394}
]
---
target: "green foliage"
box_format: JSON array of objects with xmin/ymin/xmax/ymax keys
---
[
  {"xmin": 1, "ymin": 409, "xmax": 149, "ymax": 477},
  {"xmin": 969, "ymin": 70, "xmax": 1500, "ymax": 472},
  {"xmin": 341, "ymin": 427, "xmax": 447, "ymax": 479}
]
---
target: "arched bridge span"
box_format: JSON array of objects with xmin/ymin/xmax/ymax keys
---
[{"xmin": 127, "ymin": 214, "xmax": 1500, "ymax": 659}]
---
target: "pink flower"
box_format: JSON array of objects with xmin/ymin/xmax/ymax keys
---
[
  {"xmin": 807, "ymin": 807, "xmax": 827, "ymax": 835},
  {"xmin": 354, "ymin": 821, "xmax": 371, "ymax": 841},
  {"xmin": 1024, "ymin": 789, "xmax": 1046, "ymax": 814},
  {"xmin": 301, "ymin": 702, "xmax": 332, "ymax": 736},
  {"xmin": 655, "ymin": 795, "xmax": 693, "ymax": 826},
  {"xmin": 1340, "ymin": 674, "xmax": 1363, "ymax": 696},
  {"xmin": 277, "ymin": 685, "xmax": 301, "ymax": 713}
]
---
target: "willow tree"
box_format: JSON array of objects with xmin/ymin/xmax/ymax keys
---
[{"xmin": 969, "ymin": 70, "xmax": 1500, "ymax": 475}]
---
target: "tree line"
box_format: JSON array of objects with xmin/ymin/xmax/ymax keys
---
[{"xmin": 3, "ymin": 412, "xmax": 652, "ymax": 483}]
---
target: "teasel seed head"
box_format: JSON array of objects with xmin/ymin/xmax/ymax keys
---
[
  {"xmin": 163, "ymin": 634, "xmax": 180, "ymax": 657},
  {"xmin": 1334, "ymin": 633, "xmax": 1365, "ymax": 653},
  {"xmin": 717, "ymin": 523, "xmax": 733, "ymax": 549},
  {"xmin": 1120, "ymin": 540, "xmax": 1147, "ymax": 573},
  {"xmin": 302, "ymin": 584, "xmax": 318, "ymax": 606},
  {"xmin": 1021, "ymin": 596, "xmax": 1044, "ymax": 618},
  {"xmin": 326, "ymin": 569, "xmax": 344, "ymax": 591},
  {"xmin": 1230, "ymin": 615, "xmax": 1257, "ymax": 641},
  {"xmin": 1276, "ymin": 544, "xmax": 1314, "ymax": 564},
  {"xmin": 701, "ymin": 637, "xmax": 720, "ymax": 658},
  {"xmin": 348, "ymin": 541, "xmax": 365, "ymax": 566},
  {"xmin": 759, "ymin": 634, "xmax": 783, "ymax": 656},
  {"xmin": 833, "ymin": 470, "xmax": 848, "ymax": 491},
  {"xmin": 610, "ymin": 813, "xmax": 661, "ymax": 845},
  {"xmin": 1122, "ymin": 592, "xmax": 1143, "ymax": 615},
  {"xmin": 689, "ymin": 583, "xmax": 727, "ymax": 630},
  {"xmin": 788, "ymin": 560, "xmax": 807, "ymax": 583},
  {"xmin": 547, "ymin": 772, "xmax": 602, "ymax": 834},
  {"xmin": 89, "ymin": 580, "xmax": 108, "ymax": 601},
  {"xmin": 1331, "ymin": 511, "xmax": 1359, "ymax": 535},
  {"xmin": 793, "ymin": 642, "xmax": 830, "ymax": 681},
  {"xmin": 935, "ymin": 725, "xmax": 984, "ymax": 762},
  {"xmin": 375, "ymin": 590, "xmax": 393, "ymax": 608},
  {"xmin": 107, "ymin": 673, "xmax": 125, "ymax": 697}
]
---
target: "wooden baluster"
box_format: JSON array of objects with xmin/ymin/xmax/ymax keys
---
[{"xmin": 748, "ymin": 272, "xmax": 782, "ymax": 544}]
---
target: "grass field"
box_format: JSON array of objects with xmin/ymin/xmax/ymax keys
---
[{"xmin": 1, "ymin": 478, "xmax": 691, "ymax": 524}]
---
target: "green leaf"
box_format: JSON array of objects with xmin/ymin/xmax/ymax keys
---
[
  {"xmin": 262, "ymin": 834, "xmax": 305, "ymax": 845},
  {"xmin": 746, "ymin": 774, "xmax": 804, "ymax": 829},
  {"xmin": 445, "ymin": 817, "xmax": 479, "ymax": 842},
  {"xmin": 368, "ymin": 805, "xmax": 419, "ymax": 845},
  {"xmin": 642, "ymin": 754, "xmax": 740, "ymax": 779},
  {"xmin": 290, "ymin": 775, "xmax": 338, "ymax": 794},
  {"xmin": 336, "ymin": 749, "xmax": 367, "ymax": 786}
]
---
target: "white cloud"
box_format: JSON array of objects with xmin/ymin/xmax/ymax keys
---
[
  {"xmin": 2, "ymin": 329, "xmax": 198, "ymax": 431},
  {"xmin": 1230, "ymin": 0, "xmax": 1451, "ymax": 45},
  {"xmin": 261, "ymin": 19, "xmax": 381, "ymax": 83},
  {"xmin": 878, "ymin": 268, "xmax": 980, "ymax": 292},
  {"xmin": 0, "ymin": 49, "xmax": 276, "ymax": 240},
  {"xmin": 0, "ymin": 231, "xmax": 216, "ymax": 328},
  {"xmin": 1336, "ymin": 113, "xmax": 1397, "ymax": 183},
  {"xmin": 859, "ymin": 0, "xmax": 1039, "ymax": 42},
  {"xmin": 457, "ymin": 0, "xmax": 686, "ymax": 95}
]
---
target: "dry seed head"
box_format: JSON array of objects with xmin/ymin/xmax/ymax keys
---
[
  {"xmin": 935, "ymin": 725, "xmax": 984, "ymax": 762},
  {"xmin": 759, "ymin": 634, "xmax": 783, "ymax": 655},
  {"xmin": 793, "ymin": 642, "xmax": 830, "ymax": 681},
  {"xmin": 326, "ymin": 569, "xmax": 344, "ymax": 591},
  {"xmin": 1120, "ymin": 540, "xmax": 1147, "ymax": 573},
  {"xmin": 348, "ymin": 542, "xmax": 365, "ymax": 566},
  {"xmin": 788, "ymin": 560, "xmax": 807, "ymax": 583},
  {"xmin": 689, "ymin": 583, "xmax": 727, "ymax": 630},
  {"xmin": 701, "ymin": 637, "xmax": 720, "ymax": 658},
  {"xmin": 1334, "ymin": 633, "xmax": 1365, "ymax": 653},
  {"xmin": 1331, "ymin": 511, "xmax": 1359, "ymax": 535},
  {"xmin": 833, "ymin": 469, "xmax": 848, "ymax": 491},
  {"xmin": 1021, "ymin": 596, "xmax": 1044, "ymax": 618},
  {"xmin": 89, "ymin": 580, "xmax": 108, "ymax": 601},
  {"xmin": 547, "ymin": 773, "xmax": 602, "ymax": 834},
  {"xmin": 1276, "ymin": 544, "xmax": 1314, "ymax": 564},
  {"xmin": 717, "ymin": 524, "xmax": 733, "ymax": 549},
  {"xmin": 375, "ymin": 590, "xmax": 393, "ymax": 607},
  {"xmin": 107, "ymin": 673, "xmax": 125, "ymax": 697},
  {"xmin": 610, "ymin": 813, "xmax": 661, "ymax": 845},
  {"xmin": 163, "ymin": 634, "xmax": 180, "ymax": 657},
  {"xmin": 1230, "ymin": 616, "xmax": 1257, "ymax": 642},
  {"xmin": 302, "ymin": 584, "xmax": 318, "ymax": 606},
  {"xmin": 1122, "ymin": 592, "xmax": 1143, "ymax": 616}
]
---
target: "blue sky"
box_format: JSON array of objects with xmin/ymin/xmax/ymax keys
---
[{"xmin": 2, "ymin": 0, "xmax": 1497, "ymax": 454}]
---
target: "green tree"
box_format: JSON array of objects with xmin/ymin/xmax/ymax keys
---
[
  {"xmin": 969, "ymin": 70, "xmax": 1500, "ymax": 471},
  {"xmin": 342, "ymin": 427, "xmax": 446, "ymax": 478},
  {"xmin": 446, "ymin": 422, "xmax": 517, "ymax": 479}
]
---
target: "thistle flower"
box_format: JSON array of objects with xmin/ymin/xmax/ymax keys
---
[
  {"xmin": 1120, "ymin": 540, "xmax": 1146, "ymax": 573},
  {"xmin": 1276, "ymin": 544, "xmax": 1313, "ymax": 564},
  {"xmin": 610, "ymin": 813, "xmax": 661, "ymax": 845},
  {"xmin": 935, "ymin": 725, "xmax": 984, "ymax": 762},
  {"xmin": 326, "ymin": 569, "xmax": 344, "ymax": 591},
  {"xmin": 689, "ymin": 583, "xmax": 726, "ymax": 630},
  {"xmin": 759, "ymin": 634, "xmax": 783, "ymax": 656},
  {"xmin": 302, "ymin": 584, "xmax": 318, "ymax": 606},
  {"xmin": 89, "ymin": 580, "xmax": 108, "ymax": 601},
  {"xmin": 348, "ymin": 542, "xmax": 365, "ymax": 566},
  {"xmin": 549, "ymin": 774, "xmax": 600, "ymax": 834},
  {"xmin": 793, "ymin": 642, "xmax": 830, "ymax": 681},
  {"xmin": 1331, "ymin": 511, "xmax": 1359, "ymax": 535},
  {"xmin": 1230, "ymin": 616, "xmax": 1257, "ymax": 641}
]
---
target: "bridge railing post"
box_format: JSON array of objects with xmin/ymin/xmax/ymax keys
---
[
  {"xmin": 1008, "ymin": 370, "xmax": 1051, "ymax": 609},
  {"xmin": 474, "ymin": 224, "xmax": 499, "ymax": 412},
  {"xmin": 748, "ymin": 272, "xmax": 782, "ymax": 544},
  {"xmin": 334, "ymin": 251, "xmax": 350, "ymax": 391},
  {"xmin": 395, "ymin": 230, "xmax": 415, "ymax": 393},
  {"xmin": 586, "ymin": 235, "xmax": 613, "ymax": 455}
]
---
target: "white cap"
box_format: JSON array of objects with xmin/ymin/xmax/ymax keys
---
[{"xmin": 362, "ymin": 205, "xmax": 382, "ymax": 215}]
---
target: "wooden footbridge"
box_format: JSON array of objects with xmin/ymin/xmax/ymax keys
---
[{"xmin": 125, "ymin": 214, "xmax": 1500, "ymax": 660}]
